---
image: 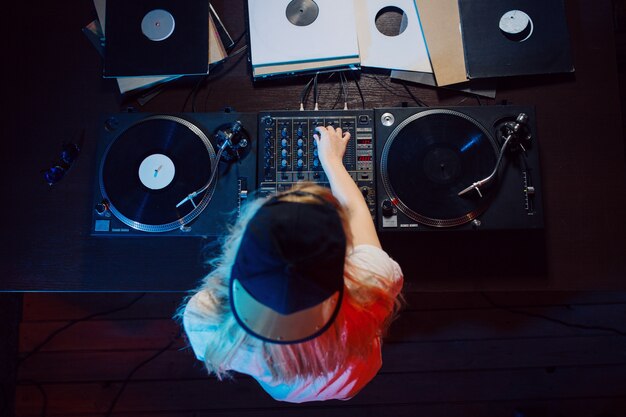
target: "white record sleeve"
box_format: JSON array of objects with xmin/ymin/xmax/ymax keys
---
[
  {"xmin": 355, "ymin": 0, "xmax": 432, "ymax": 72},
  {"xmin": 248, "ymin": 0, "xmax": 360, "ymax": 68}
]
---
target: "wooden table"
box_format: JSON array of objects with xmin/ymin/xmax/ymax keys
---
[{"xmin": 2, "ymin": 0, "xmax": 625, "ymax": 291}]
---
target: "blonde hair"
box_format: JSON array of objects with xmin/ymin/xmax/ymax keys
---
[{"xmin": 176, "ymin": 183, "xmax": 402, "ymax": 382}]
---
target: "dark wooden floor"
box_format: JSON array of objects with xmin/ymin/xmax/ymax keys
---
[{"xmin": 12, "ymin": 291, "xmax": 626, "ymax": 417}]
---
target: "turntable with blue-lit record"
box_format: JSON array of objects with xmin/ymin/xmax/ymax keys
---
[{"xmin": 375, "ymin": 106, "xmax": 544, "ymax": 231}]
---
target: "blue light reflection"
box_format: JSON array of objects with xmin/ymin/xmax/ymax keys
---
[{"xmin": 460, "ymin": 135, "xmax": 483, "ymax": 153}]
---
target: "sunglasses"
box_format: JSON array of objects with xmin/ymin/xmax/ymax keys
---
[{"xmin": 43, "ymin": 142, "xmax": 81, "ymax": 185}]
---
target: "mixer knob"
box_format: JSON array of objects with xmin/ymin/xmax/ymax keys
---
[
  {"xmin": 297, "ymin": 149, "xmax": 304, "ymax": 157},
  {"xmin": 281, "ymin": 159, "xmax": 288, "ymax": 168},
  {"xmin": 381, "ymin": 199, "xmax": 394, "ymax": 217},
  {"xmin": 281, "ymin": 149, "xmax": 288, "ymax": 157},
  {"xmin": 297, "ymin": 127, "xmax": 303, "ymax": 137},
  {"xmin": 297, "ymin": 159, "xmax": 304, "ymax": 168},
  {"xmin": 360, "ymin": 186, "xmax": 369, "ymax": 199},
  {"xmin": 281, "ymin": 139, "xmax": 288, "ymax": 147},
  {"xmin": 264, "ymin": 130, "xmax": 271, "ymax": 138},
  {"xmin": 297, "ymin": 138, "xmax": 304, "ymax": 147},
  {"xmin": 313, "ymin": 149, "xmax": 318, "ymax": 157},
  {"xmin": 313, "ymin": 159, "xmax": 320, "ymax": 167},
  {"xmin": 281, "ymin": 128, "xmax": 288, "ymax": 138}
]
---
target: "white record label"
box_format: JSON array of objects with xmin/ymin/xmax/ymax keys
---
[
  {"xmin": 138, "ymin": 154, "xmax": 176, "ymax": 190},
  {"xmin": 499, "ymin": 10, "xmax": 533, "ymax": 41},
  {"xmin": 141, "ymin": 9, "xmax": 176, "ymax": 41}
]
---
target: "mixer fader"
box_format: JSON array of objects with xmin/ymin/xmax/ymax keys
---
[{"xmin": 257, "ymin": 110, "xmax": 376, "ymax": 219}]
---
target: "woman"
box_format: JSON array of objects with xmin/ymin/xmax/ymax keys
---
[{"xmin": 179, "ymin": 125, "xmax": 404, "ymax": 402}]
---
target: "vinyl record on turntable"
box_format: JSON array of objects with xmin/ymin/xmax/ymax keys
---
[
  {"xmin": 99, "ymin": 115, "xmax": 217, "ymax": 232},
  {"xmin": 380, "ymin": 109, "xmax": 499, "ymax": 227}
]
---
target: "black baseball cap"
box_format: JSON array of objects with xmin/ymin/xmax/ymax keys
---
[{"xmin": 230, "ymin": 193, "xmax": 346, "ymax": 344}]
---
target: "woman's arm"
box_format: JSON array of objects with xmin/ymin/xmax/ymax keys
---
[{"xmin": 314, "ymin": 125, "xmax": 381, "ymax": 248}]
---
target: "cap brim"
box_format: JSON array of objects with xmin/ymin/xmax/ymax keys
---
[{"xmin": 230, "ymin": 278, "xmax": 343, "ymax": 344}]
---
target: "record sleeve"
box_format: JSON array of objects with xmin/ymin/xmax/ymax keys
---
[
  {"xmin": 414, "ymin": 0, "xmax": 466, "ymax": 86},
  {"xmin": 248, "ymin": 0, "xmax": 360, "ymax": 78},
  {"xmin": 104, "ymin": 0, "xmax": 209, "ymax": 77},
  {"xmin": 355, "ymin": 0, "xmax": 431, "ymax": 72},
  {"xmin": 458, "ymin": 0, "xmax": 574, "ymax": 79}
]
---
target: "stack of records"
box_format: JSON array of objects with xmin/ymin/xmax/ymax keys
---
[
  {"xmin": 84, "ymin": 0, "xmax": 233, "ymax": 94},
  {"xmin": 391, "ymin": 0, "xmax": 574, "ymax": 98}
]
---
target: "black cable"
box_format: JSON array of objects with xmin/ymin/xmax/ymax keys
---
[
  {"xmin": 182, "ymin": 31, "xmax": 249, "ymax": 113},
  {"xmin": 230, "ymin": 30, "xmax": 247, "ymax": 50},
  {"xmin": 192, "ymin": 45, "xmax": 247, "ymax": 111},
  {"xmin": 194, "ymin": 45, "xmax": 249, "ymax": 112},
  {"xmin": 363, "ymin": 73, "xmax": 426, "ymax": 105},
  {"xmin": 18, "ymin": 294, "xmax": 147, "ymax": 366},
  {"xmin": 139, "ymin": 30, "xmax": 247, "ymax": 109},
  {"xmin": 300, "ymin": 76, "xmax": 315, "ymax": 110},
  {"xmin": 15, "ymin": 379, "xmax": 47, "ymax": 417},
  {"xmin": 190, "ymin": 75, "xmax": 210, "ymax": 112},
  {"xmin": 202, "ymin": 46, "xmax": 248, "ymax": 112},
  {"xmin": 331, "ymin": 73, "xmax": 345, "ymax": 110},
  {"xmin": 182, "ymin": 75, "xmax": 205, "ymax": 112},
  {"xmin": 35, "ymin": 382, "xmax": 47, "ymax": 417},
  {"xmin": 302, "ymin": 76, "xmax": 315, "ymax": 110},
  {"xmin": 481, "ymin": 292, "xmax": 626, "ymax": 337},
  {"xmin": 454, "ymin": 96, "xmax": 470, "ymax": 106},
  {"xmin": 314, "ymin": 72, "xmax": 342, "ymax": 110},
  {"xmin": 222, "ymin": 44, "xmax": 249, "ymax": 63},
  {"xmin": 454, "ymin": 94, "xmax": 487, "ymax": 106},
  {"xmin": 313, "ymin": 72, "xmax": 319, "ymax": 110},
  {"xmin": 351, "ymin": 71, "xmax": 366, "ymax": 109},
  {"xmin": 340, "ymin": 71, "xmax": 348, "ymax": 109},
  {"xmin": 104, "ymin": 330, "xmax": 182, "ymax": 417},
  {"xmin": 400, "ymin": 82, "xmax": 428, "ymax": 107}
]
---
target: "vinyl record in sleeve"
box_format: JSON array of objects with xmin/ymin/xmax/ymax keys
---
[{"xmin": 104, "ymin": 0, "xmax": 209, "ymax": 77}]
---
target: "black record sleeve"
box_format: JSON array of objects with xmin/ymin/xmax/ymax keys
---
[
  {"xmin": 458, "ymin": 0, "xmax": 574, "ymax": 79},
  {"xmin": 104, "ymin": 0, "xmax": 209, "ymax": 77}
]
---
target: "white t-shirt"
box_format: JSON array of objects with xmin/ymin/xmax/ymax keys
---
[{"xmin": 183, "ymin": 244, "xmax": 403, "ymax": 403}]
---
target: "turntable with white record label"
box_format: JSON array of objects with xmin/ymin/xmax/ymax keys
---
[{"xmin": 91, "ymin": 111, "xmax": 257, "ymax": 237}]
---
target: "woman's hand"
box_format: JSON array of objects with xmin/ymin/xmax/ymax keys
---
[
  {"xmin": 312, "ymin": 125, "xmax": 380, "ymax": 248},
  {"xmin": 313, "ymin": 125, "xmax": 351, "ymax": 171}
]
